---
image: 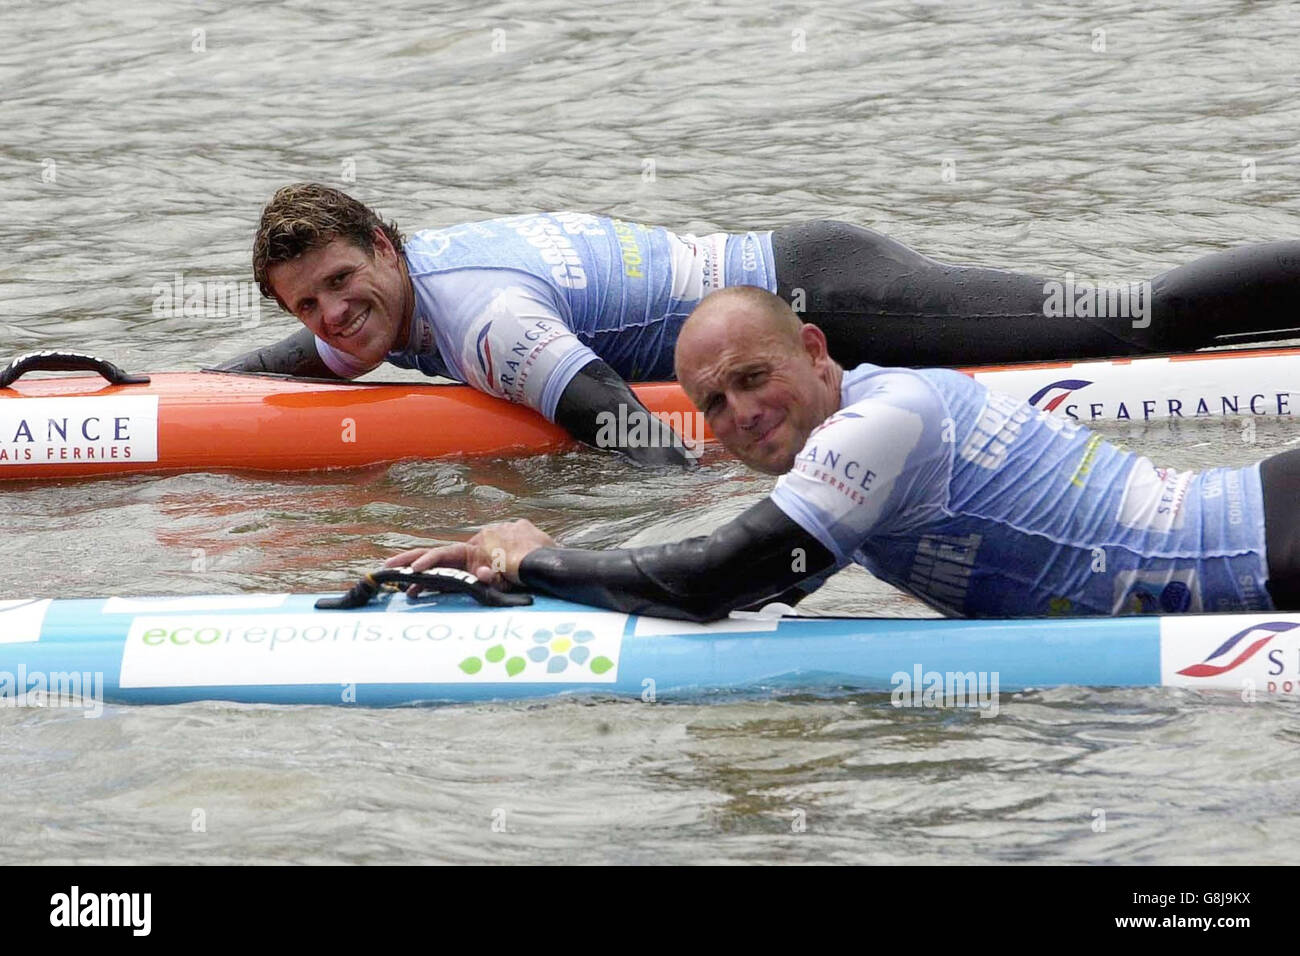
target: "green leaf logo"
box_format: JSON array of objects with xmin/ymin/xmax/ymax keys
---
[{"xmin": 454, "ymin": 623, "xmax": 615, "ymax": 679}]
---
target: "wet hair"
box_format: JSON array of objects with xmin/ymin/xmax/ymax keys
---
[{"xmin": 252, "ymin": 183, "xmax": 405, "ymax": 301}]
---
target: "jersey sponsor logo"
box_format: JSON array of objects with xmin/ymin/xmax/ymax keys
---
[
  {"xmin": 907, "ymin": 533, "xmax": 981, "ymax": 613},
  {"xmin": 1068, "ymin": 433, "xmax": 1103, "ymax": 487},
  {"xmin": 1117, "ymin": 460, "xmax": 1192, "ymax": 532},
  {"xmin": 793, "ymin": 412, "xmax": 881, "ymax": 503},
  {"xmin": 694, "ymin": 234, "xmax": 726, "ymax": 292},
  {"xmin": 1047, "ymin": 596, "xmax": 1075, "ymax": 616},
  {"xmin": 959, "ymin": 392, "xmax": 1032, "ymax": 470},
  {"xmin": 1201, "ymin": 469, "xmax": 1247, "ymax": 527},
  {"xmin": 475, "ymin": 323, "xmax": 495, "ymax": 384},
  {"xmin": 701, "ymin": 242, "xmax": 717, "ymax": 290},
  {"xmin": 500, "ymin": 320, "xmax": 570, "ymax": 404},
  {"xmin": 778, "ymin": 400, "xmax": 922, "ymax": 548},
  {"xmin": 510, "ymin": 218, "xmax": 587, "ymax": 290},
  {"xmin": 610, "ymin": 219, "xmax": 645, "ymax": 279},
  {"xmin": 1028, "ymin": 379, "xmax": 1093, "ymax": 413},
  {"xmin": 792, "ymin": 444, "xmax": 877, "ymax": 504},
  {"xmin": 816, "ymin": 410, "xmax": 863, "ymax": 428},
  {"xmin": 668, "ymin": 233, "xmax": 713, "ymax": 302},
  {"xmin": 461, "ymin": 290, "xmax": 585, "ymax": 410},
  {"xmin": 1113, "ymin": 568, "xmax": 1202, "ymax": 614},
  {"xmin": 415, "ymin": 226, "xmax": 478, "ymax": 257},
  {"xmin": 551, "ymin": 212, "xmax": 605, "ymax": 237}
]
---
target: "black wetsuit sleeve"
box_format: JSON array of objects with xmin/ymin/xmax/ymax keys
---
[
  {"xmin": 553, "ymin": 358, "xmax": 697, "ymax": 468},
  {"xmin": 517, "ymin": 498, "xmax": 838, "ymax": 621},
  {"xmin": 212, "ymin": 326, "xmax": 343, "ymax": 379}
]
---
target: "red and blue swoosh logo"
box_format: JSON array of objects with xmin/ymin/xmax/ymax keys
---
[
  {"xmin": 1028, "ymin": 379, "xmax": 1093, "ymax": 412},
  {"xmin": 1176, "ymin": 621, "xmax": 1299, "ymax": 678},
  {"xmin": 475, "ymin": 324, "xmax": 494, "ymax": 382}
]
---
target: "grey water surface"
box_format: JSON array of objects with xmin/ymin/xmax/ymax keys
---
[{"xmin": 2, "ymin": 0, "xmax": 1299, "ymax": 864}]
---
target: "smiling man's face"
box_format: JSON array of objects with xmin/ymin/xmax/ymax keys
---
[
  {"xmin": 268, "ymin": 228, "xmax": 412, "ymax": 370},
  {"xmin": 675, "ymin": 292, "xmax": 842, "ymax": 475}
]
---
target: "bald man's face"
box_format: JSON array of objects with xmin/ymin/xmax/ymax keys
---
[{"xmin": 676, "ymin": 307, "xmax": 838, "ymax": 475}]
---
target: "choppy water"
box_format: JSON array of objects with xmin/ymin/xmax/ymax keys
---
[{"xmin": 3, "ymin": 0, "xmax": 1300, "ymax": 865}]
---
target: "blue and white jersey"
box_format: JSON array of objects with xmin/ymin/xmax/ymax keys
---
[
  {"xmin": 316, "ymin": 213, "xmax": 777, "ymax": 420},
  {"xmin": 770, "ymin": 365, "xmax": 1272, "ymax": 617}
]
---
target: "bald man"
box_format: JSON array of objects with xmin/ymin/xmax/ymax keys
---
[{"xmin": 389, "ymin": 287, "xmax": 1300, "ymax": 619}]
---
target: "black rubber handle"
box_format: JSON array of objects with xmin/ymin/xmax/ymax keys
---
[
  {"xmin": 315, "ymin": 567, "xmax": 534, "ymax": 610},
  {"xmin": 0, "ymin": 351, "xmax": 151, "ymax": 388}
]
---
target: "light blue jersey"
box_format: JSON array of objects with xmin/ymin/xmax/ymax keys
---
[
  {"xmin": 770, "ymin": 365, "xmax": 1273, "ymax": 617},
  {"xmin": 317, "ymin": 213, "xmax": 776, "ymax": 420}
]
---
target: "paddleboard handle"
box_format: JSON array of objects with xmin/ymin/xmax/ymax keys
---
[
  {"xmin": 0, "ymin": 350, "xmax": 152, "ymax": 388},
  {"xmin": 315, "ymin": 567, "xmax": 534, "ymax": 610}
]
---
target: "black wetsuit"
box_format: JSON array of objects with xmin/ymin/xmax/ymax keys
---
[
  {"xmin": 1262, "ymin": 450, "xmax": 1300, "ymax": 610},
  {"xmin": 773, "ymin": 222, "xmax": 1300, "ymax": 367},
  {"xmin": 520, "ymin": 453, "xmax": 1300, "ymax": 619}
]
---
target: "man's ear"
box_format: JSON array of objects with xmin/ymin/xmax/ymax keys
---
[
  {"xmin": 799, "ymin": 322, "xmax": 830, "ymax": 362},
  {"xmin": 372, "ymin": 227, "xmax": 396, "ymax": 260}
]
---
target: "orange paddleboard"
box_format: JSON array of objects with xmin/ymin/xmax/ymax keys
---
[
  {"xmin": 0, "ymin": 370, "xmax": 711, "ymax": 480},
  {"xmin": 8, "ymin": 343, "xmax": 1295, "ymax": 480}
]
